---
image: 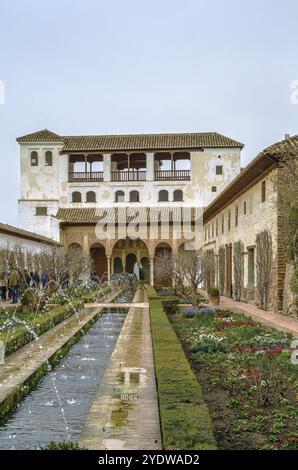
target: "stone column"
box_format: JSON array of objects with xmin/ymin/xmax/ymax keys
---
[
  {"xmin": 103, "ymin": 154, "xmax": 111, "ymax": 182},
  {"xmin": 83, "ymin": 233, "xmax": 89, "ymax": 255},
  {"xmin": 150, "ymin": 257, "xmax": 154, "ymax": 286},
  {"xmin": 107, "ymin": 257, "xmax": 111, "ymax": 283},
  {"xmin": 146, "ymin": 153, "xmax": 154, "ymax": 181}
]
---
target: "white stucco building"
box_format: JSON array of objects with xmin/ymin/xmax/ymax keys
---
[
  {"xmin": 16, "ymin": 129, "xmax": 244, "ymax": 283},
  {"xmin": 0, "ymin": 222, "xmax": 60, "ymax": 252},
  {"xmin": 17, "ymin": 129, "xmax": 243, "ymax": 242}
]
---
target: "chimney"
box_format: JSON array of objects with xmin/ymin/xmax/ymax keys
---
[{"xmin": 285, "ymin": 133, "xmax": 291, "ymax": 140}]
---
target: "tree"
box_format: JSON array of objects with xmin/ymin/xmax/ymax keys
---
[
  {"xmin": 154, "ymin": 249, "xmax": 207, "ymax": 306},
  {"xmin": 0, "ymin": 243, "xmax": 91, "ymax": 311},
  {"xmin": 205, "ymin": 250, "xmax": 216, "ymax": 289},
  {"xmin": 256, "ymin": 230, "xmax": 273, "ymax": 310},
  {"xmin": 233, "ymin": 241, "xmax": 244, "ymax": 301}
]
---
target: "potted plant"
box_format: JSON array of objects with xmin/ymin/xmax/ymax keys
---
[{"xmin": 207, "ymin": 287, "xmax": 220, "ymax": 306}]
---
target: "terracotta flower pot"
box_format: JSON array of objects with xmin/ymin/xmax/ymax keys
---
[{"xmin": 208, "ymin": 294, "xmax": 220, "ymax": 306}]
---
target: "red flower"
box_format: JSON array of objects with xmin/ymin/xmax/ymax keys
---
[{"xmin": 284, "ymin": 436, "xmax": 298, "ymax": 443}]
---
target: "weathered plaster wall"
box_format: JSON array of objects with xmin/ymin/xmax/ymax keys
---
[
  {"xmin": 18, "ymin": 142, "xmax": 241, "ymax": 242},
  {"xmin": 0, "ymin": 232, "xmax": 55, "ymax": 252}
]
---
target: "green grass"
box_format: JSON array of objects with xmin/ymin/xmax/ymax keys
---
[{"xmin": 148, "ymin": 287, "xmax": 217, "ymax": 450}]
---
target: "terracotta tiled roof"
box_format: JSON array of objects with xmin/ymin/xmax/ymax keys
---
[
  {"xmin": 16, "ymin": 129, "xmax": 64, "ymax": 143},
  {"xmin": 0, "ymin": 223, "xmax": 61, "ymax": 245},
  {"xmin": 258, "ymin": 133, "xmax": 298, "ymax": 157},
  {"xmin": 56, "ymin": 207, "xmax": 199, "ymax": 224},
  {"xmin": 61, "ymin": 132, "xmax": 244, "ymax": 152},
  {"xmin": 203, "ymin": 134, "xmax": 298, "ymax": 223},
  {"xmin": 17, "ymin": 129, "xmax": 244, "ymax": 151}
]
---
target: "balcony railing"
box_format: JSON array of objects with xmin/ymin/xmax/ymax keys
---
[
  {"xmin": 154, "ymin": 170, "xmax": 191, "ymax": 181},
  {"xmin": 69, "ymin": 171, "xmax": 104, "ymax": 182},
  {"xmin": 111, "ymin": 170, "xmax": 147, "ymax": 182}
]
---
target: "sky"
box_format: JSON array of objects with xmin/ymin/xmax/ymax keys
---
[{"xmin": 0, "ymin": 0, "xmax": 297, "ymax": 226}]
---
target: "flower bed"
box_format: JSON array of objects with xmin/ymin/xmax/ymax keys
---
[{"xmin": 169, "ymin": 307, "xmax": 298, "ymax": 450}]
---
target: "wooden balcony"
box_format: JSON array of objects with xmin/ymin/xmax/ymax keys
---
[
  {"xmin": 154, "ymin": 170, "xmax": 191, "ymax": 181},
  {"xmin": 111, "ymin": 170, "xmax": 147, "ymax": 182},
  {"xmin": 69, "ymin": 171, "xmax": 104, "ymax": 182}
]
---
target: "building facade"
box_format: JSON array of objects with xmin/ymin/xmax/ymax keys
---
[
  {"xmin": 202, "ymin": 134, "xmax": 298, "ymax": 312},
  {"xmin": 17, "ymin": 129, "xmax": 243, "ymax": 283}
]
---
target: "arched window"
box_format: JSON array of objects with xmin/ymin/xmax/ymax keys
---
[
  {"xmin": 115, "ymin": 190, "xmax": 125, "ymax": 202},
  {"xmin": 86, "ymin": 191, "xmax": 96, "ymax": 203},
  {"xmin": 30, "ymin": 151, "xmax": 38, "ymax": 166},
  {"xmin": 45, "ymin": 151, "xmax": 53, "ymax": 166},
  {"xmin": 68, "ymin": 243, "xmax": 83, "ymax": 253},
  {"xmin": 129, "ymin": 190, "xmax": 139, "ymax": 202},
  {"xmin": 72, "ymin": 191, "xmax": 82, "ymax": 203},
  {"xmin": 173, "ymin": 189, "xmax": 183, "ymax": 202},
  {"xmin": 158, "ymin": 190, "xmax": 169, "ymax": 202}
]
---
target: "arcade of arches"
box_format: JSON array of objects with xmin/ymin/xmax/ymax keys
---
[{"xmin": 64, "ymin": 230, "xmax": 197, "ymax": 285}]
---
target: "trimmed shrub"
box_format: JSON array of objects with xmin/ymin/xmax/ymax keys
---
[
  {"xmin": 162, "ymin": 298, "xmax": 180, "ymax": 315},
  {"xmin": 148, "ymin": 288, "xmax": 217, "ymax": 450},
  {"xmin": 207, "ymin": 287, "xmax": 220, "ymax": 297}
]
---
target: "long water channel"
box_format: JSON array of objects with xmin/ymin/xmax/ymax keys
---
[{"xmin": 0, "ymin": 290, "xmax": 134, "ymax": 449}]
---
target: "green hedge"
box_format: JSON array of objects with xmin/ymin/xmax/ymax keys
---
[{"xmin": 148, "ymin": 287, "xmax": 217, "ymax": 450}]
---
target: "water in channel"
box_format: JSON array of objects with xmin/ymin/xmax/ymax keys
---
[{"xmin": 0, "ymin": 290, "xmax": 133, "ymax": 450}]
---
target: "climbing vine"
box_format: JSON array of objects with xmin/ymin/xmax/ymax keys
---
[
  {"xmin": 256, "ymin": 230, "xmax": 273, "ymax": 310},
  {"xmin": 233, "ymin": 241, "xmax": 244, "ymax": 301},
  {"xmin": 218, "ymin": 246, "xmax": 225, "ymax": 295}
]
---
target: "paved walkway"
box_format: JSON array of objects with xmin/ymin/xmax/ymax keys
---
[
  {"xmin": 0, "ymin": 290, "xmax": 120, "ymax": 405},
  {"xmin": 79, "ymin": 289, "xmax": 162, "ymax": 450},
  {"xmin": 199, "ymin": 289, "xmax": 298, "ymax": 338}
]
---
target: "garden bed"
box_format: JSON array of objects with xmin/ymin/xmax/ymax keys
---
[
  {"xmin": 169, "ymin": 306, "xmax": 298, "ymax": 450},
  {"xmin": 0, "ymin": 286, "xmax": 111, "ymax": 357},
  {"xmin": 148, "ymin": 287, "xmax": 217, "ymax": 450}
]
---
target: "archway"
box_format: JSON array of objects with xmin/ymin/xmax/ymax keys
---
[
  {"xmin": 154, "ymin": 243, "xmax": 172, "ymax": 286},
  {"xmin": 125, "ymin": 253, "xmax": 137, "ymax": 274},
  {"xmin": 112, "ymin": 237, "xmax": 149, "ymax": 280},
  {"xmin": 90, "ymin": 243, "xmax": 107, "ymax": 279},
  {"xmin": 141, "ymin": 256, "xmax": 149, "ymax": 282},
  {"xmin": 113, "ymin": 256, "xmax": 123, "ymax": 274},
  {"xmin": 68, "ymin": 242, "xmax": 83, "ymax": 253}
]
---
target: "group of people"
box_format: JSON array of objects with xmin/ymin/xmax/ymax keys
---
[
  {"xmin": 0, "ymin": 270, "xmax": 22, "ymax": 304},
  {"xmin": 0, "ymin": 270, "xmax": 69, "ymax": 305}
]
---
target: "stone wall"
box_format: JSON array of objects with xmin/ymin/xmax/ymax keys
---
[{"xmin": 203, "ymin": 167, "xmax": 286, "ymax": 312}]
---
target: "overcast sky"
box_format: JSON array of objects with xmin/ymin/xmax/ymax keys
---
[{"xmin": 0, "ymin": 0, "xmax": 297, "ymax": 226}]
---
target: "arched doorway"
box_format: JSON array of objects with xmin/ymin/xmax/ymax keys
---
[
  {"xmin": 113, "ymin": 256, "xmax": 123, "ymax": 274},
  {"xmin": 112, "ymin": 238, "xmax": 149, "ymax": 280},
  {"xmin": 90, "ymin": 243, "xmax": 107, "ymax": 279},
  {"xmin": 141, "ymin": 257, "xmax": 149, "ymax": 282},
  {"xmin": 154, "ymin": 243, "xmax": 172, "ymax": 286},
  {"xmin": 125, "ymin": 253, "xmax": 137, "ymax": 274}
]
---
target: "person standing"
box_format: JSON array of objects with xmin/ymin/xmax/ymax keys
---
[
  {"xmin": 9, "ymin": 270, "xmax": 20, "ymax": 304},
  {"xmin": 0, "ymin": 272, "xmax": 6, "ymax": 301},
  {"xmin": 41, "ymin": 271, "xmax": 48, "ymax": 289},
  {"xmin": 33, "ymin": 271, "xmax": 40, "ymax": 289}
]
